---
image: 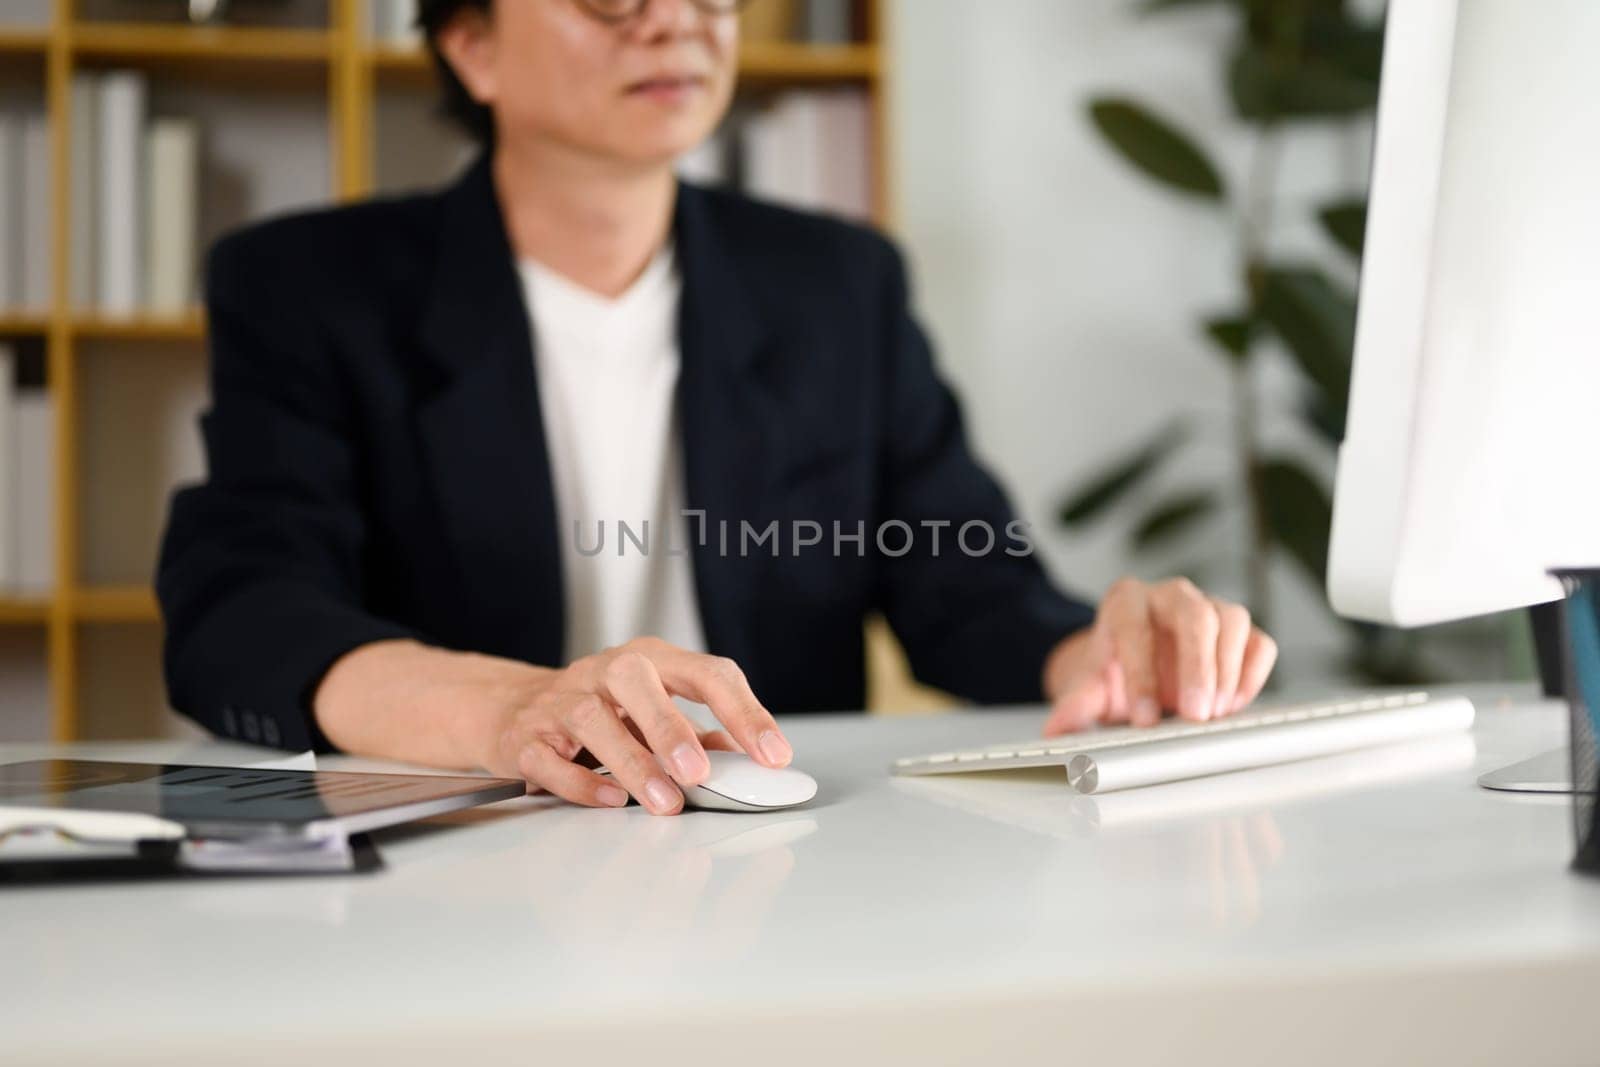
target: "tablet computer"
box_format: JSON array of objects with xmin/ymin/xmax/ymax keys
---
[{"xmin": 0, "ymin": 759, "xmax": 526, "ymax": 841}]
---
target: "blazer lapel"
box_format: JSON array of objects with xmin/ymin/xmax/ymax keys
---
[
  {"xmin": 413, "ymin": 153, "xmax": 565, "ymax": 664},
  {"xmin": 673, "ymin": 184, "xmax": 781, "ymax": 679}
]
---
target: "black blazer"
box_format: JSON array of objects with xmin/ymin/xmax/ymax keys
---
[{"xmin": 157, "ymin": 152, "xmax": 1095, "ymax": 751}]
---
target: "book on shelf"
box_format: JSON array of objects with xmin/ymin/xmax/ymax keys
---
[
  {"xmin": 372, "ymin": 0, "xmax": 423, "ymax": 46},
  {"xmin": 741, "ymin": 0, "xmax": 855, "ymax": 44},
  {"xmin": 0, "ymin": 114, "xmax": 16, "ymax": 313},
  {"xmin": 19, "ymin": 112, "xmax": 50, "ymax": 314},
  {"xmin": 76, "ymin": 70, "xmax": 201, "ymax": 319},
  {"xmin": 0, "ymin": 0, "xmax": 51, "ymax": 26},
  {"xmin": 145, "ymin": 118, "xmax": 200, "ymax": 315},
  {"xmin": 0, "ymin": 108, "xmax": 52, "ymax": 316},
  {"xmin": 70, "ymin": 73, "xmax": 99, "ymax": 312},
  {"xmin": 97, "ymin": 71, "xmax": 146, "ymax": 317},
  {"xmin": 0, "ymin": 344, "xmax": 13, "ymax": 589},
  {"xmin": 12, "ymin": 383, "xmax": 52, "ymax": 595},
  {"xmin": 740, "ymin": 90, "xmax": 872, "ymax": 221},
  {"xmin": 0, "ymin": 345, "xmax": 50, "ymax": 594},
  {"xmin": 803, "ymin": 0, "xmax": 853, "ymax": 44},
  {"xmin": 742, "ymin": 95, "xmax": 814, "ymax": 206},
  {"xmin": 675, "ymin": 127, "xmax": 732, "ymax": 187}
]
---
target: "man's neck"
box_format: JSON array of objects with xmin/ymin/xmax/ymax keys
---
[{"xmin": 492, "ymin": 138, "xmax": 678, "ymax": 299}]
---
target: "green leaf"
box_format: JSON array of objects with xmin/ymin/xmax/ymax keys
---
[
  {"xmin": 1258, "ymin": 458, "xmax": 1333, "ymax": 584},
  {"xmin": 1304, "ymin": 13, "xmax": 1385, "ymax": 85},
  {"xmin": 1343, "ymin": 627, "xmax": 1436, "ymax": 686},
  {"xmin": 1319, "ymin": 198, "xmax": 1367, "ymax": 258},
  {"xmin": 1228, "ymin": 2, "xmax": 1377, "ymax": 56},
  {"xmin": 1058, "ymin": 424, "xmax": 1186, "ymax": 527},
  {"xmin": 1228, "ymin": 47, "xmax": 1378, "ymax": 121},
  {"xmin": 1203, "ymin": 314, "xmax": 1257, "ymax": 365},
  {"xmin": 1258, "ymin": 266, "xmax": 1355, "ymax": 419},
  {"xmin": 1302, "ymin": 390, "xmax": 1346, "ymax": 445},
  {"xmin": 1088, "ymin": 98, "xmax": 1226, "ymax": 200},
  {"xmin": 1139, "ymin": 0, "xmax": 1237, "ymax": 12},
  {"xmin": 1132, "ymin": 491, "xmax": 1219, "ymax": 551}
]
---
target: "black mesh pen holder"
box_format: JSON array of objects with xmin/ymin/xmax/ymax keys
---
[{"xmin": 1554, "ymin": 569, "xmax": 1600, "ymax": 874}]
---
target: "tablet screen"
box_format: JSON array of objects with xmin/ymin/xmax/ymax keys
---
[{"xmin": 0, "ymin": 760, "xmax": 525, "ymax": 836}]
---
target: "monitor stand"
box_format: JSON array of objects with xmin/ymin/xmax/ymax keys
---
[
  {"xmin": 1477, "ymin": 601, "xmax": 1584, "ymax": 794},
  {"xmin": 1478, "ymin": 747, "xmax": 1574, "ymax": 793}
]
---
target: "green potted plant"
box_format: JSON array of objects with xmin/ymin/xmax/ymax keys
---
[{"xmin": 1057, "ymin": 0, "xmax": 1442, "ymax": 681}]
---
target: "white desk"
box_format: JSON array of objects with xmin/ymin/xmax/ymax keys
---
[{"xmin": 5, "ymin": 686, "xmax": 1599, "ymax": 1066}]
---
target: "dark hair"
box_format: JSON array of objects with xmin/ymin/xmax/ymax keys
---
[{"xmin": 417, "ymin": 0, "xmax": 496, "ymax": 146}]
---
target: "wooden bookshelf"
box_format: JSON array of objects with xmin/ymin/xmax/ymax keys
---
[
  {"xmin": 68, "ymin": 23, "xmax": 333, "ymax": 62},
  {"xmin": 5, "ymin": 0, "xmax": 895, "ymax": 741},
  {"xmin": 366, "ymin": 40, "xmax": 881, "ymax": 88},
  {"xmin": 69, "ymin": 23, "xmax": 334, "ymax": 88},
  {"xmin": 738, "ymin": 41, "xmax": 880, "ymax": 81},
  {"xmin": 72, "ymin": 585, "xmax": 160, "ymax": 623},
  {"xmin": 72, "ymin": 311, "xmax": 205, "ymax": 341},
  {"xmin": 364, "ymin": 41, "xmax": 429, "ymax": 78},
  {"xmin": 0, "ymin": 26, "xmax": 49, "ymax": 54},
  {"xmin": 0, "ymin": 596, "xmax": 51, "ymax": 625},
  {"xmin": 0, "ymin": 314, "xmax": 51, "ymax": 336}
]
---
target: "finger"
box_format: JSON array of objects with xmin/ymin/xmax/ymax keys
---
[
  {"xmin": 1103, "ymin": 579, "xmax": 1160, "ymax": 726},
  {"xmin": 516, "ymin": 738, "xmax": 631, "ymax": 809},
  {"xmin": 1104, "ymin": 657, "xmax": 1129, "ymax": 722},
  {"xmin": 1210, "ymin": 598, "xmax": 1252, "ymax": 719},
  {"xmin": 646, "ymin": 646, "xmax": 791, "ymax": 768},
  {"xmin": 1043, "ymin": 673, "xmax": 1110, "ymax": 736},
  {"xmin": 562, "ymin": 693, "xmax": 684, "ymax": 816},
  {"xmin": 699, "ymin": 729, "xmax": 741, "ymax": 753},
  {"xmin": 620, "ymin": 715, "xmax": 741, "ymax": 758},
  {"xmin": 599, "ymin": 651, "xmax": 710, "ymax": 787},
  {"xmin": 1043, "ymin": 625, "xmax": 1115, "ymax": 732},
  {"xmin": 1148, "ymin": 578, "xmax": 1219, "ymax": 721},
  {"xmin": 618, "ymin": 714, "xmax": 649, "ymax": 747},
  {"xmin": 1234, "ymin": 629, "xmax": 1279, "ymax": 711}
]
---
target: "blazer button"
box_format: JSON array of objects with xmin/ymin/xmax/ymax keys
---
[
  {"xmin": 262, "ymin": 718, "xmax": 281, "ymax": 747},
  {"xmin": 221, "ymin": 705, "xmax": 239, "ymax": 737},
  {"xmin": 241, "ymin": 710, "xmax": 261, "ymax": 743}
]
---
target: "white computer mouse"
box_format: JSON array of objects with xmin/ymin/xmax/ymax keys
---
[
  {"xmin": 684, "ymin": 751, "xmax": 818, "ymax": 812},
  {"xmin": 597, "ymin": 750, "xmax": 818, "ymax": 812}
]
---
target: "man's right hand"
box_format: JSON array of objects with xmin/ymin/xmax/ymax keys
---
[
  {"xmin": 314, "ymin": 636, "xmax": 792, "ymax": 818},
  {"xmin": 481, "ymin": 637, "xmax": 793, "ymax": 815}
]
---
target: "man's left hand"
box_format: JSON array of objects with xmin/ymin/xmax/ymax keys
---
[{"xmin": 1041, "ymin": 577, "xmax": 1278, "ymax": 736}]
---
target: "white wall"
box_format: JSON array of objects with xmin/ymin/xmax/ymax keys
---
[{"xmin": 888, "ymin": 0, "xmax": 1388, "ymax": 684}]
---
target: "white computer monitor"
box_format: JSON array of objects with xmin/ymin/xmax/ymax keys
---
[{"xmin": 1328, "ymin": 0, "xmax": 1600, "ymax": 629}]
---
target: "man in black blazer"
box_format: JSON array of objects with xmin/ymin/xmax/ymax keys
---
[{"xmin": 158, "ymin": 0, "xmax": 1277, "ymax": 815}]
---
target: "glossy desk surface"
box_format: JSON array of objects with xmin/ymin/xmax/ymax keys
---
[{"xmin": 5, "ymin": 686, "xmax": 1600, "ymax": 1066}]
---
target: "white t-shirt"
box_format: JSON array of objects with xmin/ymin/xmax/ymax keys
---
[{"xmin": 518, "ymin": 244, "xmax": 708, "ymax": 664}]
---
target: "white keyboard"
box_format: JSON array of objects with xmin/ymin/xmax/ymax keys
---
[{"xmin": 891, "ymin": 692, "xmax": 1476, "ymax": 795}]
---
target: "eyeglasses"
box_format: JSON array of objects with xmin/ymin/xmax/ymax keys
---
[{"xmin": 570, "ymin": 0, "xmax": 754, "ymax": 24}]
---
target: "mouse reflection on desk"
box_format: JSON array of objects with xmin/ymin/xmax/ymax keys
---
[{"xmin": 598, "ymin": 750, "xmax": 819, "ymax": 813}]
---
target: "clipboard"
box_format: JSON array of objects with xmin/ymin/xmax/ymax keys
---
[{"xmin": 0, "ymin": 806, "xmax": 384, "ymax": 884}]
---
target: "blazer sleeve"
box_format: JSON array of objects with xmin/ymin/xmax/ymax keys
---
[
  {"xmin": 156, "ymin": 233, "xmax": 419, "ymax": 751},
  {"xmin": 870, "ymin": 239, "xmax": 1097, "ymax": 704}
]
